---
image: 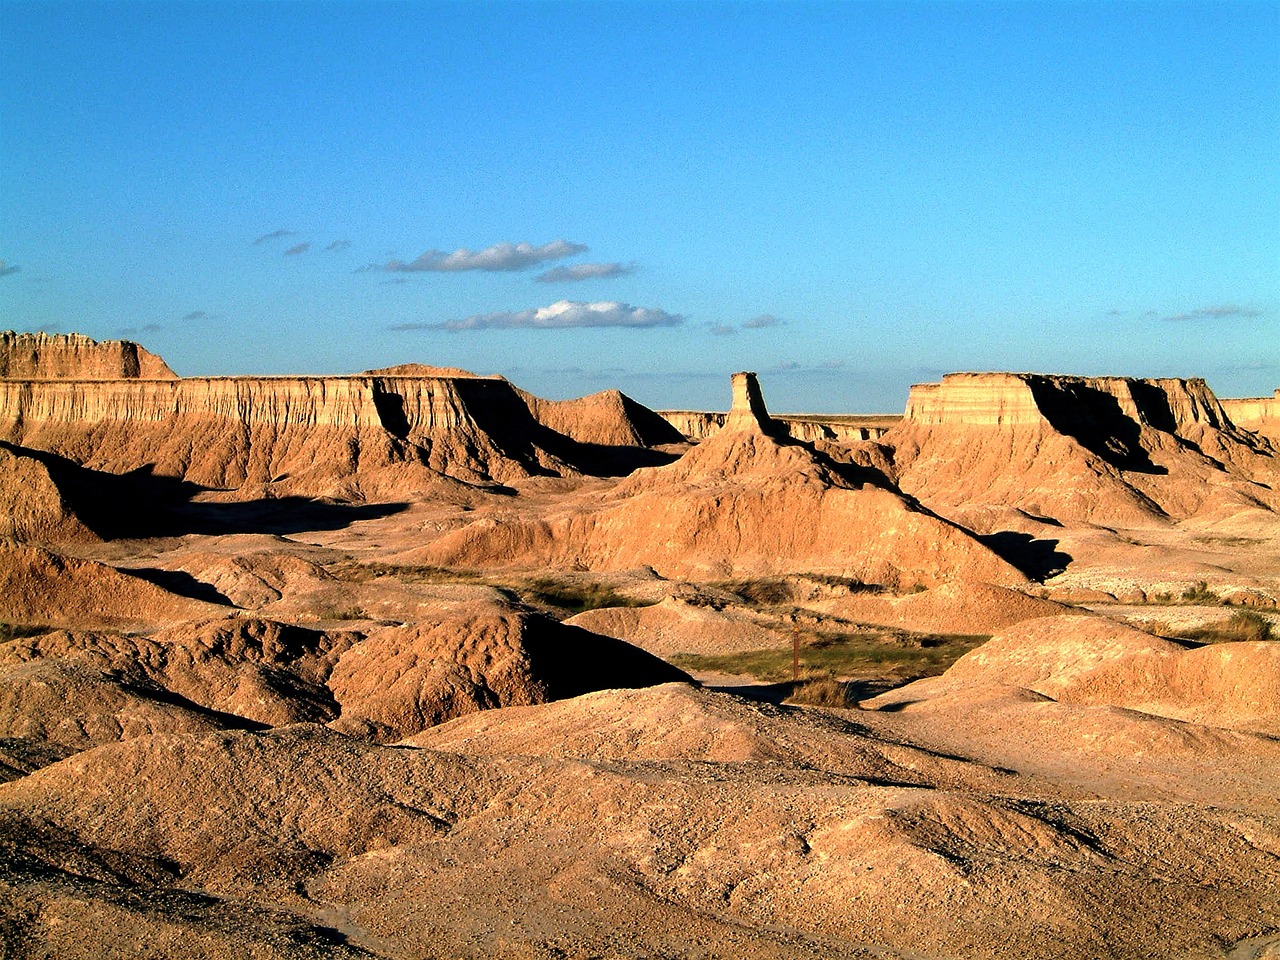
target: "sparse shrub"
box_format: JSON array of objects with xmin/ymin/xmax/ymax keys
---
[
  {"xmin": 524, "ymin": 579, "xmax": 654, "ymax": 616},
  {"xmin": 787, "ymin": 675, "xmax": 854, "ymax": 708},
  {"xmin": 1218, "ymin": 610, "xmax": 1273, "ymax": 642},
  {"xmin": 1172, "ymin": 609, "xmax": 1274, "ymax": 644},
  {"xmin": 728, "ymin": 578, "xmax": 794, "ymax": 606},
  {"xmin": 312, "ymin": 605, "xmax": 369, "ymax": 621},
  {"xmin": 1180, "ymin": 581, "xmax": 1222, "ymax": 605}
]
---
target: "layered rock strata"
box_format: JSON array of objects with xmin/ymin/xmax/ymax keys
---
[
  {"xmin": 0, "ymin": 331, "xmax": 176, "ymax": 380},
  {"xmin": 0, "ymin": 374, "xmax": 592, "ymax": 496},
  {"xmin": 878, "ymin": 372, "xmax": 1279, "ymax": 528},
  {"xmin": 1222, "ymin": 389, "xmax": 1280, "ymax": 441},
  {"xmin": 418, "ymin": 374, "xmax": 1024, "ymax": 587},
  {"xmin": 659, "ymin": 409, "xmax": 898, "ymax": 442}
]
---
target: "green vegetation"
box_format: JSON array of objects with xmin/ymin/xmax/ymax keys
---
[
  {"xmin": 1179, "ymin": 581, "xmax": 1222, "ymax": 605},
  {"xmin": 326, "ymin": 561, "xmax": 474, "ymax": 584},
  {"xmin": 786, "ymin": 675, "xmax": 859, "ymax": 708},
  {"xmin": 1182, "ymin": 610, "xmax": 1274, "ymax": 644},
  {"xmin": 521, "ymin": 578, "xmax": 656, "ymax": 617},
  {"xmin": 713, "ymin": 574, "xmax": 881, "ymax": 608},
  {"xmin": 670, "ymin": 628, "xmax": 989, "ymax": 685}
]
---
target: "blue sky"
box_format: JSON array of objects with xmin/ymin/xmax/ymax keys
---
[{"xmin": 2, "ymin": 1, "xmax": 1277, "ymax": 412}]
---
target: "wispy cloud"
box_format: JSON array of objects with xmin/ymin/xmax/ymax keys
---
[
  {"xmin": 0, "ymin": 260, "xmax": 19, "ymax": 277},
  {"xmin": 253, "ymin": 229, "xmax": 295, "ymax": 245},
  {"xmin": 325, "ymin": 239, "xmax": 352, "ymax": 252},
  {"xmin": 535, "ymin": 262, "xmax": 632, "ymax": 283},
  {"xmin": 181, "ymin": 310, "xmax": 207, "ymax": 322},
  {"xmin": 284, "ymin": 242, "xmax": 311, "ymax": 256},
  {"xmin": 765, "ymin": 359, "xmax": 846, "ymax": 374},
  {"xmin": 119, "ymin": 323, "xmax": 165, "ymax": 335},
  {"xmin": 390, "ymin": 300, "xmax": 683, "ymax": 332},
  {"xmin": 704, "ymin": 313, "xmax": 786, "ymax": 335},
  {"xmin": 1160, "ymin": 304, "xmax": 1263, "ymax": 323},
  {"xmin": 379, "ymin": 240, "xmax": 587, "ymax": 273}
]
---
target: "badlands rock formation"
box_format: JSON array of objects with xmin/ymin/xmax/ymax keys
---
[
  {"xmin": 417, "ymin": 373, "xmax": 1025, "ymax": 587},
  {"xmin": 1224, "ymin": 388, "xmax": 1280, "ymax": 441},
  {"xmin": 2, "ymin": 334, "xmax": 1279, "ymax": 959},
  {"xmin": 0, "ymin": 332, "xmax": 683, "ymax": 501},
  {"xmin": 0, "ymin": 331, "xmax": 176, "ymax": 380},
  {"xmin": 661, "ymin": 408, "xmax": 898, "ymax": 442},
  {"xmin": 874, "ymin": 371, "xmax": 1279, "ymax": 529}
]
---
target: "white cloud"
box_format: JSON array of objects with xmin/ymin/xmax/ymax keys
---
[
  {"xmin": 390, "ymin": 300, "xmax": 684, "ymax": 332},
  {"xmin": 381, "ymin": 240, "xmax": 587, "ymax": 273},
  {"xmin": 535, "ymin": 262, "xmax": 633, "ymax": 283}
]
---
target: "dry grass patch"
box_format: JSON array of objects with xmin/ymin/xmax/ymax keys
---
[{"xmin": 670, "ymin": 628, "xmax": 989, "ymax": 684}]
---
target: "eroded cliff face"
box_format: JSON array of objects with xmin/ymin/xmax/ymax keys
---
[
  {"xmin": 883, "ymin": 372, "xmax": 1279, "ymax": 528},
  {"xmin": 0, "ymin": 374, "xmax": 587, "ymax": 497},
  {"xmin": 420, "ymin": 374, "xmax": 1025, "ymax": 587},
  {"xmin": 519, "ymin": 388, "xmax": 685, "ymax": 447},
  {"xmin": 659, "ymin": 410, "xmax": 897, "ymax": 443},
  {"xmin": 1222, "ymin": 390, "xmax": 1280, "ymax": 442},
  {"xmin": 0, "ymin": 332, "xmax": 176, "ymax": 380}
]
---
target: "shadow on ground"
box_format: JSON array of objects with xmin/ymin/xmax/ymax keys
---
[
  {"xmin": 3, "ymin": 441, "xmax": 409, "ymax": 539},
  {"xmin": 979, "ymin": 531, "xmax": 1073, "ymax": 581}
]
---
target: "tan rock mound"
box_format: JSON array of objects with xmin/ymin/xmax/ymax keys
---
[
  {"xmin": 0, "ymin": 737, "xmax": 74, "ymax": 782},
  {"xmin": 153, "ymin": 550, "xmax": 338, "ymax": 609},
  {"xmin": 566, "ymin": 596, "xmax": 784, "ymax": 656},
  {"xmin": 417, "ymin": 374, "xmax": 1026, "ymax": 588},
  {"xmin": 0, "ymin": 725, "xmax": 499, "ymax": 895},
  {"xmin": 0, "ymin": 442, "xmax": 96, "ymax": 543},
  {"xmin": 328, "ymin": 606, "xmax": 691, "ymax": 740},
  {"xmin": 869, "ymin": 614, "xmax": 1280, "ymax": 735},
  {"xmin": 406, "ymin": 682, "xmax": 1007, "ymax": 788},
  {"xmin": 812, "ymin": 581, "xmax": 1076, "ymax": 636},
  {"xmin": 0, "ymin": 619, "xmax": 351, "ymax": 749},
  {"xmin": 520, "ymin": 386, "xmax": 685, "ymax": 447},
  {"xmin": 0, "ymin": 543, "xmax": 227, "ymax": 629},
  {"xmin": 2, "ymin": 700, "xmax": 1273, "ymax": 959},
  {"xmin": 362, "ymin": 362, "xmax": 489, "ymax": 378},
  {"xmin": 0, "ymin": 655, "xmax": 242, "ymax": 751},
  {"xmin": 0, "ymin": 331, "xmax": 176, "ymax": 379},
  {"xmin": 878, "ymin": 372, "xmax": 1280, "ymax": 530}
]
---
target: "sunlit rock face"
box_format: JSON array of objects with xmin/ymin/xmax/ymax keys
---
[
  {"xmin": 883, "ymin": 372, "xmax": 1279, "ymax": 529},
  {"xmin": 0, "ymin": 331, "xmax": 177, "ymax": 380}
]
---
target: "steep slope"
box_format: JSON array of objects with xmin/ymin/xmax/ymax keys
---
[
  {"xmin": 0, "ymin": 374, "xmax": 587, "ymax": 496},
  {"xmin": 0, "ymin": 543, "xmax": 228, "ymax": 629},
  {"xmin": 0, "ymin": 442, "xmax": 97, "ymax": 543},
  {"xmin": 520, "ymin": 387, "xmax": 685, "ymax": 447},
  {"xmin": 876, "ymin": 372, "xmax": 1280, "ymax": 530},
  {"xmin": 328, "ymin": 605, "xmax": 691, "ymax": 741},
  {"xmin": 0, "ymin": 331, "xmax": 176, "ymax": 380},
  {"xmin": 1223, "ymin": 388, "xmax": 1280, "ymax": 442},
  {"xmin": 418, "ymin": 373, "xmax": 1025, "ymax": 588},
  {"xmin": 868, "ymin": 614, "xmax": 1280, "ymax": 735}
]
